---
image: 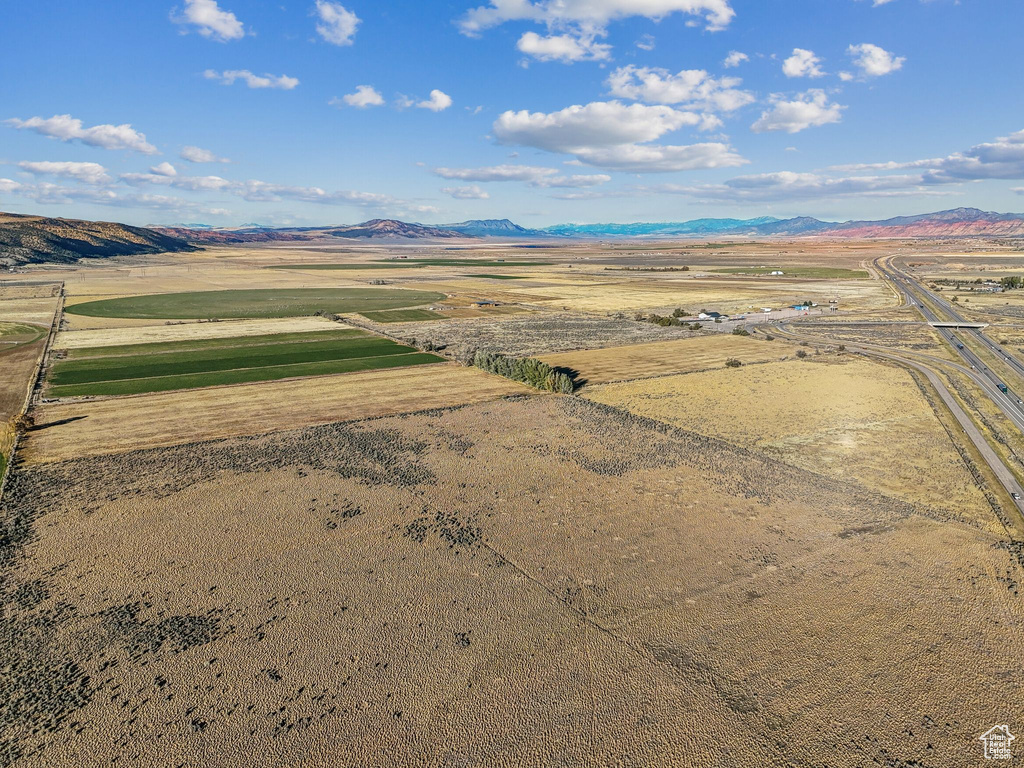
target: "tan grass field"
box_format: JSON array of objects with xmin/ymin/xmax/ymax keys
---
[
  {"xmin": 539, "ymin": 334, "xmax": 798, "ymax": 385},
  {"xmin": 0, "ymin": 296, "xmax": 60, "ymax": 325},
  {"xmin": 2, "ymin": 396, "xmax": 1019, "ymax": 767},
  {"xmin": 22, "ymin": 364, "xmax": 532, "ymax": 463},
  {"xmin": 512, "ymin": 275, "xmax": 890, "ymax": 314},
  {"xmin": 585, "ymin": 356, "xmax": 996, "ymax": 526},
  {"xmin": 54, "ymin": 315, "xmax": 344, "ymax": 349}
]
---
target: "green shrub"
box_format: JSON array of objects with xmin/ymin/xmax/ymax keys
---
[
  {"xmin": 796, "ymin": 349, "xmax": 808, "ymax": 358},
  {"xmin": 731, "ymin": 327, "xmax": 750, "ymax": 336},
  {"xmin": 724, "ymin": 358, "xmax": 742, "ymax": 368}
]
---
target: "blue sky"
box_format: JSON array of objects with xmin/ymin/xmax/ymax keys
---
[{"xmin": 2, "ymin": 0, "xmax": 1022, "ymax": 227}]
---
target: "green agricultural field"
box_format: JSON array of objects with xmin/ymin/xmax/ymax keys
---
[
  {"xmin": 373, "ymin": 259, "xmax": 550, "ymax": 267},
  {"xmin": 48, "ymin": 330, "xmax": 444, "ymax": 397},
  {"xmin": 709, "ymin": 267, "xmax": 870, "ymax": 279},
  {"xmin": 459, "ymin": 274, "xmax": 527, "ymax": 280},
  {"xmin": 361, "ymin": 309, "xmax": 443, "ymax": 323},
  {"xmin": 268, "ymin": 263, "xmax": 428, "ymax": 270},
  {"xmin": 66, "ymin": 288, "xmax": 446, "ymax": 320}
]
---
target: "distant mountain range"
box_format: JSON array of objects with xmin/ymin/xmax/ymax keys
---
[
  {"xmin": 5, "ymin": 208, "xmax": 1024, "ymax": 267},
  {"xmin": 153, "ymin": 218, "xmax": 469, "ymax": 243},
  {"xmin": 537, "ymin": 208, "xmax": 1024, "ymax": 239},
  {"xmin": 154, "ymin": 208, "xmax": 1024, "ymax": 243}
]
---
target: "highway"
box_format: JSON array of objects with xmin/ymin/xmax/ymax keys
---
[
  {"xmin": 876, "ymin": 256, "xmax": 1024, "ymax": 420},
  {"xmin": 770, "ymin": 258, "xmax": 1024, "ymax": 527}
]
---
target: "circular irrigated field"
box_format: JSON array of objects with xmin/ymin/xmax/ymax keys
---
[{"xmin": 66, "ymin": 288, "xmax": 447, "ymax": 319}]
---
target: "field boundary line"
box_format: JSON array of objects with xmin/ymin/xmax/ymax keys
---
[{"xmin": 0, "ymin": 283, "xmax": 63, "ymax": 502}]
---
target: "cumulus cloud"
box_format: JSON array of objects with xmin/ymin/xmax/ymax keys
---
[
  {"xmin": 458, "ymin": 0, "xmax": 736, "ymax": 36},
  {"xmin": 173, "ymin": 0, "xmax": 245, "ymax": 41},
  {"xmin": 180, "ymin": 145, "xmax": 230, "ymax": 163},
  {"xmin": 782, "ymin": 48, "xmax": 825, "ymax": 78},
  {"xmin": 332, "ymin": 85, "xmax": 385, "ymax": 108},
  {"xmin": 149, "ymin": 162, "xmax": 179, "ymax": 177},
  {"xmin": 516, "ymin": 31, "xmax": 610, "ymax": 62},
  {"xmin": 723, "ymin": 50, "xmax": 748, "ymax": 68},
  {"xmin": 203, "ymin": 69, "xmax": 300, "ymax": 90},
  {"xmin": 417, "ymin": 89, "xmax": 453, "ymax": 111},
  {"xmin": 829, "ymin": 130, "xmax": 1024, "ymax": 185},
  {"xmin": 847, "ymin": 43, "xmax": 905, "ymax": 77},
  {"xmin": 6, "ymin": 114, "xmax": 158, "ymax": 155},
  {"xmin": 606, "ymin": 65, "xmax": 754, "ymax": 112},
  {"xmin": 433, "ymin": 164, "xmax": 609, "ymax": 187},
  {"xmin": 751, "ymin": 90, "xmax": 844, "ymax": 133},
  {"xmin": 492, "ymin": 100, "xmax": 745, "ymax": 172},
  {"xmin": 17, "ymin": 161, "xmax": 111, "ymax": 185},
  {"xmin": 314, "ymin": 1, "xmax": 360, "ymax": 46},
  {"xmin": 443, "ymin": 185, "xmax": 490, "ymax": 199}
]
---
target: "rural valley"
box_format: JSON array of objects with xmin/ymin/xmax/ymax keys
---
[{"xmin": 2, "ymin": 217, "xmax": 1023, "ymax": 766}]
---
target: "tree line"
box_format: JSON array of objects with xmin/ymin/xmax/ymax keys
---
[{"xmin": 472, "ymin": 350, "xmax": 575, "ymax": 394}]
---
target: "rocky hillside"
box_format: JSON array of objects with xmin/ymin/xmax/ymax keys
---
[{"xmin": 0, "ymin": 213, "xmax": 198, "ymax": 266}]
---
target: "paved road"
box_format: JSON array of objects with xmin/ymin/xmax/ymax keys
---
[
  {"xmin": 876, "ymin": 256, "xmax": 1024, "ymax": 424},
  {"xmin": 773, "ymin": 258, "xmax": 1024, "ymax": 527}
]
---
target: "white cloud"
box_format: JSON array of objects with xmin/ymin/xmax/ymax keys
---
[
  {"xmin": 6, "ymin": 114, "xmax": 158, "ymax": 155},
  {"xmin": 458, "ymin": 0, "xmax": 736, "ymax": 36},
  {"xmin": 723, "ymin": 50, "xmax": 748, "ymax": 68},
  {"xmin": 921, "ymin": 129, "xmax": 1024, "ymax": 183},
  {"xmin": 174, "ymin": 0, "xmax": 245, "ymax": 42},
  {"xmin": 18, "ymin": 161, "xmax": 111, "ymax": 185},
  {"xmin": 203, "ymin": 69, "xmax": 300, "ymax": 90},
  {"xmin": 495, "ymin": 101, "xmax": 702, "ymax": 151},
  {"xmin": 149, "ymin": 162, "xmax": 178, "ymax": 177},
  {"xmin": 417, "ymin": 89, "xmax": 453, "ymax": 111},
  {"xmin": 180, "ymin": 146, "xmax": 230, "ymax": 163},
  {"xmin": 433, "ymin": 164, "xmax": 609, "ymax": 187},
  {"xmin": 751, "ymin": 90, "xmax": 844, "ymax": 133},
  {"xmin": 333, "ymin": 85, "xmax": 385, "ymax": 108},
  {"xmin": 636, "ymin": 34, "xmax": 656, "ymax": 51},
  {"xmin": 847, "ymin": 43, "xmax": 905, "ymax": 77},
  {"xmin": 493, "ymin": 100, "xmax": 745, "ymax": 172},
  {"xmin": 827, "ymin": 130, "xmax": 1024, "ymax": 185},
  {"xmin": 314, "ymin": 1, "xmax": 360, "ymax": 46},
  {"xmin": 0, "ymin": 179, "xmax": 22, "ymax": 194},
  {"xmin": 120, "ymin": 171, "xmax": 232, "ymax": 191},
  {"xmin": 435, "ymin": 164, "xmax": 560, "ymax": 182},
  {"xmin": 113, "ymin": 169, "xmax": 430, "ymax": 214},
  {"xmin": 606, "ymin": 65, "xmax": 754, "ymax": 112},
  {"xmin": 443, "ymin": 185, "xmax": 490, "ymax": 199},
  {"xmin": 782, "ymin": 48, "xmax": 825, "ymax": 78},
  {"xmin": 641, "ymin": 171, "xmax": 953, "ymax": 203},
  {"xmin": 516, "ymin": 31, "xmax": 610, "ymax": 62}
]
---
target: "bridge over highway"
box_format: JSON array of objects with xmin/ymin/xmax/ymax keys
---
[{"xmin": 928, "ymin": 321, "xmax": 989, "ymax": 329}]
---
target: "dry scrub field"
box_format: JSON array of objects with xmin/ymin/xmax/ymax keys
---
[
  {"xmin": 23, "ymin": 364, "xmax": 530, "ymax": 463},
  {"xmin": 539, "ymin": 334, "xmax": 797, "ymax": 386},
  {"xmin": 586, "ymin": 356, "xmax": 996, "ymax": 525},
  {"xmin": 2, "ymin": 396, "xmax": 1020, "ymax": 767},
  {"xmin": 53, "ymin": 316, "xmax": 343, "ymax": 349}
]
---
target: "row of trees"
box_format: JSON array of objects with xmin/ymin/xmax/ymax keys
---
[
  {"xmin": 472, "ymin": 351, "xmax": 575, "ymax": 394},
  {"xmin": 1001, "ymin": 276, "xmax": 1024, "ymax": 290}
]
